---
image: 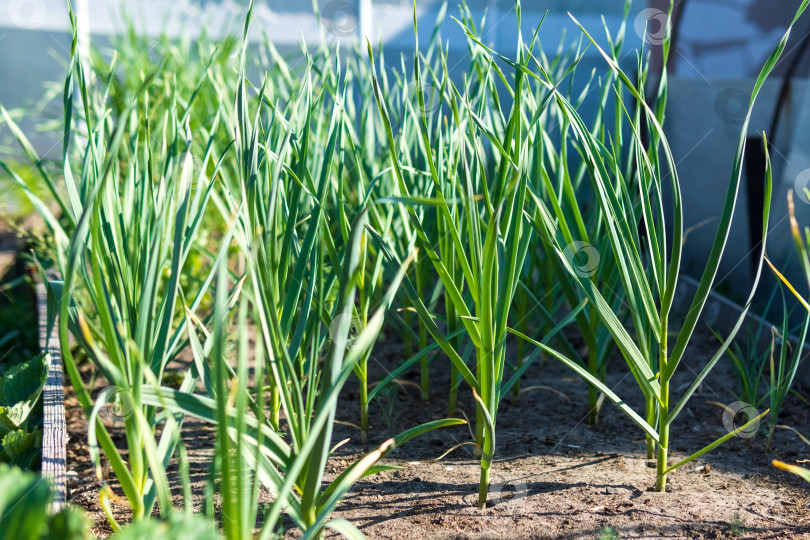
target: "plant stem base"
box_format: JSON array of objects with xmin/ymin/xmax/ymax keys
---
[{"xmin": 478, "ymin": 467, "xmax": 490, "ymax": 508}]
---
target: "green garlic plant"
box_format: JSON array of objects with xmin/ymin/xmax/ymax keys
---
[{"xmin": 522, "ymin": 0, "xmax": 809, "ymax": 491}]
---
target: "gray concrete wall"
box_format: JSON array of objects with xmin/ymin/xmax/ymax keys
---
[
  {"xmin": 663, "ymin": 78, "xmax": 797, "ymax": 299},
  {"xmin": 0, "ymin": 0, "xmax": 642, "ymax": 220},
  {"xmin": 0, "ymin": 0, "xmax": 642, "ymax": 155},
  {"xmin": 659, "ymin": 0, "xmax": 810, "ymax": 307}
]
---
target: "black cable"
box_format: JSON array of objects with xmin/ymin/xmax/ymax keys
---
[{"xmin": 747, "ymin": 16, "xmax": 810, "ymax": 277}]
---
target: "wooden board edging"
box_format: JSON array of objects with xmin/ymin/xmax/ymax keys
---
[{"xmin": 37, "ymin": 280, "xmax": 67, "ymax": 513}]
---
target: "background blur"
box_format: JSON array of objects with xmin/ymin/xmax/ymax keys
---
[{"xmin": 1, "ymin": 0, "xmax": 810, "ymax": 312}]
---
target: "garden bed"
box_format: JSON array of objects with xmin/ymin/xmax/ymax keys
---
[
  {"xmin": 9, "ymin": 1, "xmax": 810, "ymax": 538},
  {"xmin": 61, "ymin": 322, "xmax": 810, "ymax": 539}
]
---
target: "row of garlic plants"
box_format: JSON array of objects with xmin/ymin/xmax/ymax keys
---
[{"xmin": 5, "ymin": 0, "xmax": 809, "ymax": 536}]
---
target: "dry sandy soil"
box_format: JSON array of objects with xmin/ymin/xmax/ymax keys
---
[{"xmin": 64, "ymin": 327, "xmax": 810, "ymax": 539}]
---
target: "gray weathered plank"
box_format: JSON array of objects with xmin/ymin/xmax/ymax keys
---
[{"xmin": 37, "ymin": 281, "xmax": 67, "ymax": 513}]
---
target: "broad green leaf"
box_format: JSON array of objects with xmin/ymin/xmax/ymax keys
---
[{"xmin": 2, "ymin": 353, "xmax": 49, "ymax": 406}]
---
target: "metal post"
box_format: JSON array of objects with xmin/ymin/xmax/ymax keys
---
[{"xmin": 359, "ymin": 0, "xmax": 372, "ymax": 43}]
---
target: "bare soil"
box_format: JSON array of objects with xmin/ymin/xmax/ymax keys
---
[{"xmin": 64, "ymin": 327, "xmax": 810, "ymax": 539}]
